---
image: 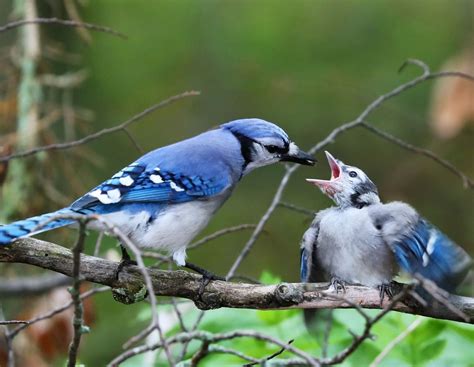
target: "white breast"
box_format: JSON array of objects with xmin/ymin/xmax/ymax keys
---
[{"xmin": 90, "ymin": 199, "xmax": 223, "ymax": 266}]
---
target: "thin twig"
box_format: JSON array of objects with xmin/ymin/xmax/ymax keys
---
[
  {"xmin": 188, "ymin": 224, "xmax": 257, "ymax": 250},
  {"xmin": 67, "ymin": 220, "xmax": 88, "ymax": 367},
  {"xmin": 7, "ymin": 287, "xmax": 109, "ymax": 339},
  {"xmin": 1, "ymin": 91, "xmax": 200, "ymax": 162},
  {"xmin": 207, "ymin": 345, "xmax": 259, "ymax": 363},
  {"xmin": 0, "ymin": 320, "xmax": 28, "ymax": 325},
  {"xmin": 109, "ymin": 330, "xmax": 320, "ymax": 367},
  {"xmin": 361, "ymin": 122, "xmax": 474, "ymax": 188},
  {"xmin": 320, "ymin": 287, "xmax": 412, "ymax": 365},
  {"xmin": 244, "ymin": 339, "xmax": 295, "ymax": 366},
  {"xmin": 369, "ymin": 317, "xmax": 423, "ymax": 367},
  {"xmin": 0, "ymin": 17, "xmax": 127, "ymax": 39},
  {"xmin": 122, "ymin": 127, "xmax": 145, "ymax": 154},
  {"xmin": 278, "ymin": 201, "xmax": 315, "ymax": 217},
  {"xmin": 415, "ymin": 275, "xmax": 471, "ymax": 322}
]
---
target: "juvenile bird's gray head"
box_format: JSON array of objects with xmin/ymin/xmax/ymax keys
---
[
  {"xmin": 222, "ymin": 118, "xmax": 316, "ymax": 175},
  {"xmin": 306, "ymin": 151, "xmax": 380, "ymax": 208}
]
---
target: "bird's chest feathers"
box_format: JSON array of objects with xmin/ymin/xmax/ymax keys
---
[
  {"xmin": 139, "ymin": 200, "xmax": 222, "ymax": 252},
  {"xmin": 100, "ymin": 199, "xmax": 222, "ymax": 253},
  {"xmin": 317, "ymin": 208, "xmax": 394, "ymax": 286}
]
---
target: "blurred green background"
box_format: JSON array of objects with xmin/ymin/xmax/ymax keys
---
[
  {"xmin": 77, "ymin": 0, "xmax": 473, "ymax": 279},
  {"xmin": 0, "ymin": 0, "xmax": 473, "ymax": 365}
]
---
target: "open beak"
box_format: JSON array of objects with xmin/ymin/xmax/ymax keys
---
[
  {"xmin": 280, "ymin": 143, "xmax": 316, "ymax": 166},
  {"xmin": 306, "ymin": 151, "xmax": 341, "ymax": 196}
]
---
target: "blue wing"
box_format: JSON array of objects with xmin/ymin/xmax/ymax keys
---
[
  {"xmin": 71, "ymin": 161, "xmax": 232, "ymax": 210},
  {"xmin": 392, "ymin": 218, "xmax": 472, "ymax": 292},
  {"xmin": 300, "ymin": 247, "xmax": 310, "ymax": 282},
  {"xmin": 300, "ymin": 220, "xmax": 325, "ymax": 283}
]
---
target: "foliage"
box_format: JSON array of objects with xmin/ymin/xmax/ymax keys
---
[{"xmin": 113, "ymin": 271, "xmax": 474, "ymax": 366}]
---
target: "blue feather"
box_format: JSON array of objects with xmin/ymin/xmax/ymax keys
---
[
  {"xmin": 300, "ymin": 248, "xmax": 309, "ymax": 282},
  {"xmin": 0, "ymin": 207, "xmax": 94, "ymax": 245},
  {"xmin": 393, "ymin": 219, "xmax": 472, "ymax": 291}
]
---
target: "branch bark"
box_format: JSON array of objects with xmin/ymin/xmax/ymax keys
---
[{"xmin": 0, "ymin": 237, "xmax": 472, "ymax": 324}]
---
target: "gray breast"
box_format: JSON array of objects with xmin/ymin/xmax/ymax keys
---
[{"xmin": 316, "ymin": 207, "xmax": 398, "ymax": 287}]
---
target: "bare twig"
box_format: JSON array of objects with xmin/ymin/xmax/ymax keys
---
[
  {"xmin": 6, "ymin": 286, "xmax": 109, "ymax": 339},
  {"xmin": 361, "ymin": 122, "xmax": 474, "ymax": 188},
  {"xmin": 415, "ymin": 275, "xmax": 471, "ymax": 322},
  {"xmin": 109, "ymin": 330, "xmax": 320, "ymax": 367},
  {"xmin": 0, "ymin": 91, "xmax": 200, "ymax": 162},
  {"xmin": 0, "ymin": 17, "xmax": 127, "ymax": 39},
  {"xmin": 67, "ymin": 220, "xmax": 88, "ymax": 367},
  {"xmin": 0, "ymin": 320, "xmax": 28, "ymax": 325},
  {"xmin": 188, "ymin": 224, "xmax": 257, "ymax": 250},
  {"xmin": 369, "ymin": 317, "xmax": 423, "ymax": 367},
  {"xmin": 122, "ymin": 127, "xmax": 145, "ymax": 154},
  {"xmin": 278, "ymin": 201, "xmax": 315, "ymax": 217},
  {"xmin": 244, "ymin": 339, "xmax": 295, "ymax": 366},
  {"xmin": 320, "ymin": 287, "xmax": 411, "ymax": 365},
  {"xmin": 207, "ymin": 345, "xmax": 259, "ymax": 363}
]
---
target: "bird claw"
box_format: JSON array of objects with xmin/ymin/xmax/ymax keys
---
[
  {"xmin": 378, "ymin": 282, "xmax": 394, "ymax": 306},
  {"xmin": 114, "ymin": 258, "xmax": 138, "ymax": 280},
  {"xmin": 330, "ymin": 277, "xmax": 346, "ymax": 293},
  {"xmin": 184, "ymin": 261, "xmax": 225, "ymax": 300},
  {"xmin": 114, "ymin": 245, "xmax": 138, "ymax": 281}
]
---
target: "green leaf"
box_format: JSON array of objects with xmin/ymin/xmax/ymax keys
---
[
  {"xmin": 259, "ymin": 270, "xmax": 281, "ymax": 285},
  {"xmin": 419, "ymin": 339, "xmax": 447, "ymax": 363}
]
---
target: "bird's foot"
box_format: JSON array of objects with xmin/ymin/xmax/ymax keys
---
[
  {"xmin": 114, "ymin": 245, "xmax": 138, "ymax": 281},
  {"xmin": 378, "ymin": 282, "xmax": 395, "ymax": 306},
  {"xmin": 114, "ymin": 258, "xmax": 138, "ymax": 280},
  {"xmin": 329, "ymin": 277, "xmax": 346, "ymax": 293},
  {"xmin": 184, "ymin": 261, "xmax": 226, "ymax": 299}
]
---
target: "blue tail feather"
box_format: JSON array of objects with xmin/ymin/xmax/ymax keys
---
[{"xmin": 0, "ymin": 208, "xmax": 85, "ymax": 245}]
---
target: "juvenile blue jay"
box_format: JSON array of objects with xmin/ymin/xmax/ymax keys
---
[
  {"xmin": 0, "ymin": 118, "xmax": 315, "ymax": 277},
  {"xmin": 300, "ymin": 151, "xmax": 472, "ymax": 298}
]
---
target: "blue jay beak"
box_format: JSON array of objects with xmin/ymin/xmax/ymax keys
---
[
  {"xmin": 280, "ymin": 142, "xmax": 316, "ymax": 166},
  {"xmin": 306, "ymin": 151, "xmax": 341, "ymax": 197}
]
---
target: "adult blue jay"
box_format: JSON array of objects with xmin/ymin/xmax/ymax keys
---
[
  {"xmin": 0, "ymin": 118, "xmax": 315, "ymax": 278},
  {"xmin": 301, "ymin": 151, "xmax": 472, "ymax": 298}
]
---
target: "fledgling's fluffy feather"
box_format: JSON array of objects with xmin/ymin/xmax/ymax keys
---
[{"xmin": 302, "ymin": 151, "xmax": 472, "ymax": 292}]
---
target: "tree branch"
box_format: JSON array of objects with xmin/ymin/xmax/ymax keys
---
[
  {"xmin": 1, "ymin": 237, "xmax": 472, "ymax": 324},
  {"xmin": 0, "ymin": 91, "xmax": 200, "ymax": 162},
  {"xmin": 0, "ymin": 17, "xmax": 127, "ymax": 39}
]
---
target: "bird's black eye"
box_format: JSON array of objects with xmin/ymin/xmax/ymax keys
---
[
  {"xmin": 349, "ymin": 171, "xmax": 358, "ymax": 178},
  {"xmin": 266, "ymin": 145, "xmax": 281, "ymax": 154}
]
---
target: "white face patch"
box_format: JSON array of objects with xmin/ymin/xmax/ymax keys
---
[
  {"xmin": 288, "ymin": 142, "xmax": 299, "ymax": 156},
  {"xmin": 119, "ymin": 175, "xmax": 134, "ymax": 186},
  {"xmin": 150, "ymin": 174, "xmax": 164, "ymax": 184},
  {"xmin": 170, "ymin": 181, "xmax": 185, "ymax": 192}
]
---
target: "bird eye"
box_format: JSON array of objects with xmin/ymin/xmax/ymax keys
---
[
  {"xmin": 266, "ymin": 145, "xmax": 280, "ymax": 154},
  {"xmin": 349, "ymin": 171, "xmax": 358, "ymax": 178}
]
